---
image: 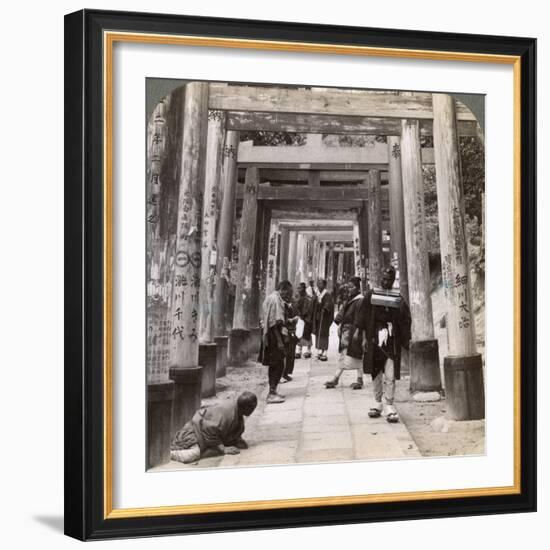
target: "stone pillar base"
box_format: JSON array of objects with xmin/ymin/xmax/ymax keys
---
[
  {"xmin": 169, "ymin": 366, "xmax": 202, "ymax": 439},
  {"xmin": 444, "ymin": 353, "xmax": 485, "ymax": 420},
  {"xmin": 228, "ymin": 329, "xmax": 250, "ymax": 366},
  {"xmin": 214, "ymin": 335, "xmax": 229, "ymax": 378},
  {"xmin": 409, "ymin": 339, "xmax": 442, "ymax": 393},
  {"xmin": 248, "ymin": 327, "xmax": 262, "ymax": 359},
  {"xmin": 147, "ymin": 382, "xmax": 174, "ymax": 469},
  {"xmin": 400, "ymin": 347, "xmax": 410, "ymax": 376},
  {"xmin": 199, "ymin": 343, "xmax": 218, "ymax": 398}
]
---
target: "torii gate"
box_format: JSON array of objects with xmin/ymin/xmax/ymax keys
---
[{"xmin": 146, "ymin": 82, "xmax": 484, "ymax": 466}]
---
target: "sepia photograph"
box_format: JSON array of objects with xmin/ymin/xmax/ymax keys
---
[{"xmin": 145, "ymin": 80, "xmax": 486, "ymax": 472}]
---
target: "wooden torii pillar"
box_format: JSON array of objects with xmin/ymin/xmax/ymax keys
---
[
  {"xmin": 249, "ymin": 201, "xmax": 267, "ymax": 357},
  {"xmin": 257, "ymin": 208, "xmax": 272, "ymax": 321},
  {"xmin": 287, "ymin": 231, "xmax": 298, "ymax": 287},
  {"xmin": 388, "ymin": 136, "xmax": 409, "ymax": 303},
  {"xmin": 305, "ymin": 235, "xmax": 314, "ymax": 281},
  {"xmin": 366, "ymin": 170, "xmax": 384, "ymax": 288},
  {"xmin": 433, "ymin": 94, "xmax": 484, "ymax": 420},
  {"xmin": 358, "ymin": 202, "xmax": 369, "ymax": 290},
  {"xmin": 326, "ymin": 242, "xmax": 335, "ymax": 291},
  {"xmin": 279, "ymin": 227, "xmax": 290, "ymax": 282},
  {"xmin": 387, "ymin": 135, "xmax": 410, "ymax": 375},
  {"xmin": 318, "ymin": 241, "xmax": 327, "ymax": 281},
  {"xmin": 229, "ymin": 167, "xmax": 259, "ymax": 366},
  {"xmin": 352, "ymin": 222, "xmax": 362, "ymax": 280},
  {"xmin": 265, "ymin": 219, "xmax": 280, "ymax": 296},
  {"xmin": 297, "ymin": 233, "xmax": 306, "ymax": 285},
  {"xmin": 146, "ymin": 97, "xmax": 172, "ymax": 468},
  {"xmin": 312, "ymin": 237, "xmax": 321, "ymax": 281},
  {"xmin": 212, "ymin": 130, "xmax": 239, "ymax": 377},
  {"xmin": 401, "ymin": 120, "xmax": 442, "ymax": 394},
  {"xmin": 196, "ymin": 109, "xmax": 226, "ymax": 397},
  {"xmin": 168, "ymin": 82, "xmax": 209, "ymax": 436},
  {"xmin": 336, "ymin": 249, "xmax": 344, "ymax": 284}
]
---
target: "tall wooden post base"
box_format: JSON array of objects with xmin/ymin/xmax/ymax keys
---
[
  {"xmin": 199, "ymin": 343, "xmax": 218, "ymax": 398},
  {"xmin": 248, "ymin": 326, "xmax": 262, "ymax": 358},
  {"xmin": 400, "ymin": 348, "xmax": 410, "ymax": 376},
  {"xmin": 169, "ymin": 366, "xmax": 203, "ymax": 439},
  {"xmin": 228, "ymin": 328, "xmax": 250, "ymax": 366},
  {"xmin": 443, "ymin": 354, "xmax": 485, "ymax": 420},
  {"xmin": 147, "ymin": 382, "xmax": 174, "ymax": 468},
  {"xmin": 409, "ymin": 339, "xmax": 442, "ymax": 393},
  {"xmin": 214, "ymin": 335, "xmax": 229, "ymax": 378}
]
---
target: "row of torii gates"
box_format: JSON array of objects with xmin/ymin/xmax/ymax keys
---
[{"xmin": 146, "ymin": 82, "xmax": 485, "ymax": 467}]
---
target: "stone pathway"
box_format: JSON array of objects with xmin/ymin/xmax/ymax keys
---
[
  {"xmin": 218, "ymin": 355, "xmax": 420, "ymax": 468},
  {"xmin": 153, "ymin": 334, "xmax": 421, "ymax": 472}
]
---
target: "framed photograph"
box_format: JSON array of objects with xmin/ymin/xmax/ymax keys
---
[{"xmin": 64, "ymin": 9, "xmax": 536, "ymax": 540}]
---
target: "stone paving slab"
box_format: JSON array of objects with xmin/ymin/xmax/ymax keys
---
[
  {"xmin": 304, "ymin": 403, "xmax": 347, "ymax": 416},
  {"xmin": 248, "ymin": 422, "xmax": 303, "ymax": 442},
  {"xmin": 301, "ymin": 432, "xmax": 353, "ymax": 451},
  {"xmin": 351, "ymin": 422, "xmax": 420, "ymax": 459},
  {"xmin": 281, "ymin": 379, "xmax": 310, "ymax": 390},
  {"xmin": 268, "ymin": 399, "xmax": 305, "ymax": 413},
  {"xmin": 260, "ymin": 408, "xmax": 304, "ymax": 425},
  {"xmin": 296, "ymin": 448, "xmax": 355, "ymax": 464},
  {"xmin": 303, "ymin": 416, "xmax": 350, "ymax": 431},
  {"xmin": 224, "ymin": 441, "xmax": 299, "ymax": 466}
]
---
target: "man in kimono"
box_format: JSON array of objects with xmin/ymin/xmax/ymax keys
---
[
  {"xmin": 261, "ymin": 279, "xmax": 294, "ymax": 403},
  {"xmin": 294, "ymin": 282, "xmax": 314, "ymax": 359},
  {"xmin": 170, "ymin": 391, "xmax": 258, "ymax": 464},
  {"xmin": 362, "ymin": 266, "xmax": 411, "ymax": 423},
  {"xmin": 324, "ymin": 276, "xmax": 366, "ymax": 389},
  {"xmin": 313, "ymin": 278, "xmax": 334, "ymax": 361}
]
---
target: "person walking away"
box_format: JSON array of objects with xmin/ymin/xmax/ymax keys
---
[
  {"xmin": 295, "ymin": 282, "xmax": 314, "ymax": 358},
  {"xmin": 170, "ymin": 391, "xmax": 258, "ymax": 464},
  {"xmin": 261, "ymin": 280, "xmax": 294, "ymax": 403},
  {"xmin": 313, "ymin": 278, "xmax": 334, "ymax": 361},
  {"xmin": 324, "ymin": 276, "xmax": 365, "ymax": 389},
  {"xmin": 362, "ymin": 266, "xmax": 411, "ymax": 423}
]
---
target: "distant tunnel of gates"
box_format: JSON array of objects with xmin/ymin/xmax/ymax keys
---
[{"xmin": 146, "ymin": 82, "xmax": 485, "ymax": 467}]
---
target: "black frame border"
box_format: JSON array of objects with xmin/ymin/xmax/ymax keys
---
[{"xmin": 64, "ymin": 9, "xmax": 536, "ymax": 541}]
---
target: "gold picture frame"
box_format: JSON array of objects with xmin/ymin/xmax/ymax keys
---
[{"xmin": 65, "ymin": 9, "xmax": 536, "ymax": 540}]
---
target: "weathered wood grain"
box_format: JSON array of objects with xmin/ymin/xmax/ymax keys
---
[
  {"xmin": 237, "ymin": 139, "xmax": 435, "ymax": 165},
  {"xmin": 227, "ymin": 110, "xmax": 478, "ymax": 135},
  {"xmin": 209, "ymin": 84, "xmax": 477, "ymax": 120}
]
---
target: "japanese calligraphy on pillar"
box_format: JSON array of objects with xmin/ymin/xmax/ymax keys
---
[
  {"xmin": 168, "ymin": 81, "xmax": 209, "ymax": 368},
  {"xmin": 146, "ymin": 97, "xmax": 172, "ymax": 384},
  {"xmin": 265, "ymin": 220, "xmax": 280, "ymax": 296},
  {"xmin": 353, "ymin": 223, "xmax": 362, "ymax": 277},
  {"xmin": 198, "ymin": 110, "xmax": 226, "ymax": 343},
  {"xmin": 432, "ymin": 93, "xmax": 477, "ymax": 355}
]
